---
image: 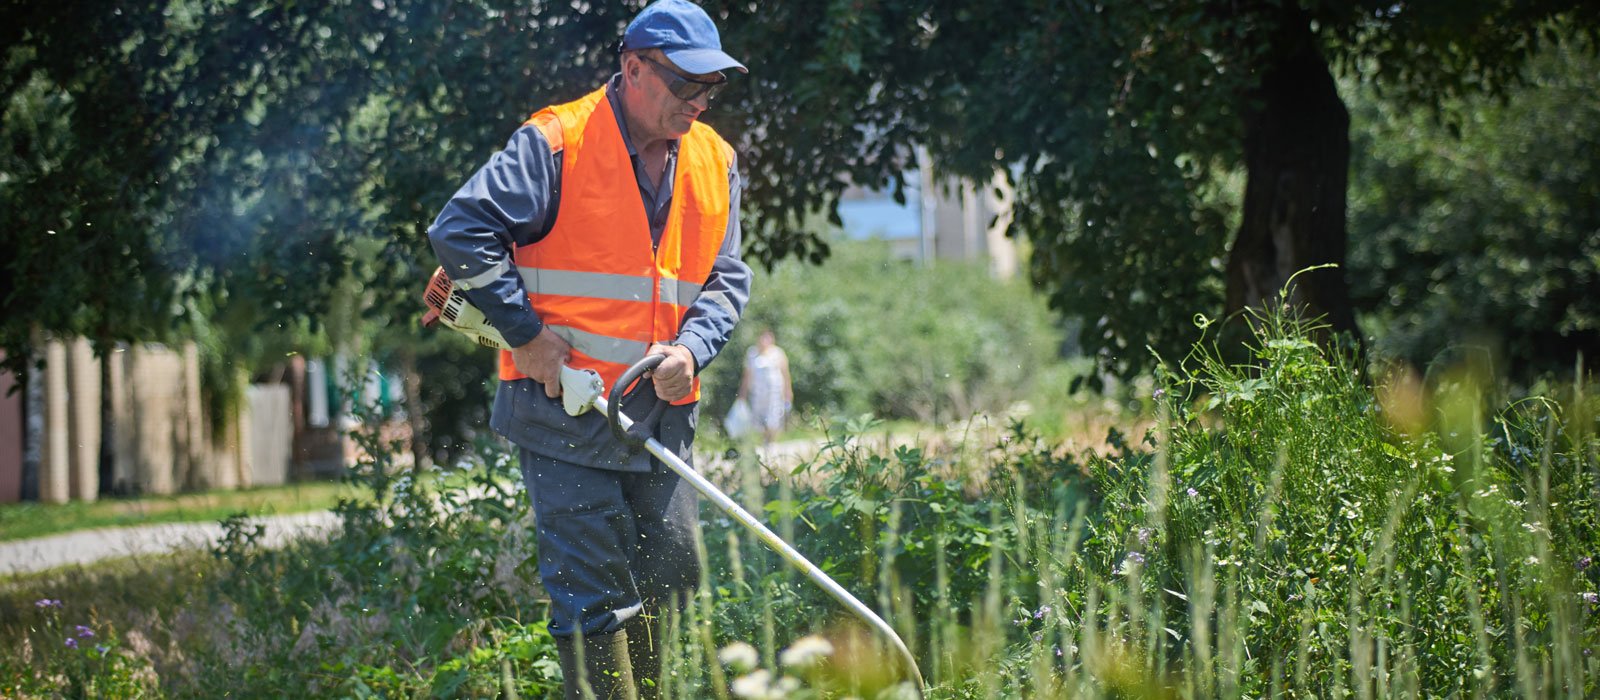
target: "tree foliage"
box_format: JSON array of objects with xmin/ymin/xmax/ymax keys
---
[
  {"xmin": 1347, "ymin": 34, "xmax": 1600, "ymax": 378},
  {"xmin": 793, "ymin": 0, "xmax": 1599, "ymax": 379},
  {"xmin": 4, "ymin": 0, "xmax": 1598, "ymax": 390}
]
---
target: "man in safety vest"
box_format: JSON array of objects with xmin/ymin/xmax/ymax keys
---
[{"xmin": 426, "ymin": 1, "xmax": 750, "ymax": 697}]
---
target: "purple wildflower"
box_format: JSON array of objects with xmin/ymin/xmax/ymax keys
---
[
  {"xmin": 1153, "ymin": 388, "xmax": 1166, "ymax": 400},
  {"xmin": 34, "ymin": 599, "xmax": 61, "ymax": 608},
  {"xmin": 96, "ymin": 645, "xmax": 109, "ymax": 655},
  {"xmin": 1137, "ymin": 528, "xmax": 1152, "ymax": 545},
  {"xmin": 75, "ymin": 625, "xmax": 94, "ymax": 638},
  {"xmin": 1579, "ymin": 556, "xmax": 1593, "ymax": 571},
  {"xmin": 1115, "ymin": 551, "xmax": 1148, "ymax": 575},
  {"xmin": 1583, "ymin": 592, "xmax": 1599, "ymax": 605},
  {"xmin": 1033, "ymin": 632, "xmax": 1043, "ymax": 642},
  {"xmin": 1055, "ymin": 646, "xmax": 1064, "ymax": 657},
  {"xmin": 1187, "ymin": 487, "xmax": 1199, "ymax": 497},
  {"xmin": 64, "ymin": 638, "xmax": 77, "ymax": 649},
  {"xmin": 1034, "ymin": 605, "xmax": 1052, "ymax": 620}
]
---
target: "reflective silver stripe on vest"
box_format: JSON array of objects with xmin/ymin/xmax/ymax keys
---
[
  {"xmin": 544, "ymin": 325, "xmax": 650, "ymax": 366},
  {"xmin": 520, "ymin": 267, "xmax": 654, "ymax": 302},
  {"xmin": 658, "ymin": 278, "xmax": 704, "ymax": 307}
]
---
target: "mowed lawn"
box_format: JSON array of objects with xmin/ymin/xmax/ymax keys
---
[{"xmin": 0, "ymin": 480, "xmax": 355, "ymax": 542}]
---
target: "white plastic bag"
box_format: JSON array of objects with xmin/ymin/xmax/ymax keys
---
[{"xmin": 724, "ymin": 398, "xmax": 754, "ymax": 439}]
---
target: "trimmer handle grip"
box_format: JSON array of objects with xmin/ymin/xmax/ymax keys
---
[{"xmin": 608, "ymin": 353, "xmax": 669, "ymax": 448}]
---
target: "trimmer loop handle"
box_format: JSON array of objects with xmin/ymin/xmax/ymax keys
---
[{"xmin": 608, "ymin": 353, "xmax": 670, "ymax": 448}]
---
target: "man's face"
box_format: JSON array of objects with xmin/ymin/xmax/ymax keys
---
[{"xmin": 626, "ymin": 52, "xmax": 725, "ymax": 141}]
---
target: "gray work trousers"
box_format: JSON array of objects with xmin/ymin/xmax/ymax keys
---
[{"xmin": 519, "ymin": 447, "xmax": 702, "ymax": 638}]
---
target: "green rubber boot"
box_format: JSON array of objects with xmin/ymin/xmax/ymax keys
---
[{"xmin": 556, "ymin": 630, "xmax": 637, "ymax": 700}]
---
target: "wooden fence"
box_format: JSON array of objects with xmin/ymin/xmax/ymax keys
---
[{"xmin": 0, "ymin": 339, "xmax": 298, "ymax": 503}]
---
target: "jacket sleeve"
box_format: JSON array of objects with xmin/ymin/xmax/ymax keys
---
[
  {"xmin": 675, "ymin": 157, "xmax": 752, "ymax": 371},
  {"xmin": 426, "ymin": 124, "xmax": 560, "ymax": 349}
]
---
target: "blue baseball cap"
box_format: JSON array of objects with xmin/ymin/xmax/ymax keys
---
[{"xmin": 620, "ymin": 0, "xmax": 747, "ymax": 75}]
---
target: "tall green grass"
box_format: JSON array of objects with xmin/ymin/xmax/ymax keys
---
[
  {"xmin": 684, "ymin": 307, "xmax": 1598, "ymax": 698},
  {"xmin": 2, "ymin": 306, "xmax": 1595, "ymax": 697}
]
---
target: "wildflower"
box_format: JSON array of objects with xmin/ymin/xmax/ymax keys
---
[
  {"xmin": 95, "ymin": 645, "xmax": 109, "ymax": 655},
  {"xmin": 779, "ymin": 634, "xmax": 833, "ymax": 671},
  {"xmin": 1582, "ymin": 592, "xmax": 1598, "ymax": 605},
  {"xmin": 719, "ymin": 642, "xmax": 760, "ymax": 673},
  {"xmin": 74, "ymin": 625, "xmax": 94, "ymax": 638},
  {"xmin": 1137, "ymin": 527, "xmax": 1152, "ymax": 545},
  {"xmin": 1579, "ymin": 556, "xmax": 1593, "ymax": 571},
  {"xmin": 1187, "ymin": 487, "xmax": 1199, "ymax": 497},
  {"xmin": 34, "ymin": 599, "xmax": 61, "ymax": 609},
  {"xmin": 1054, "ymin": 646, "xmax": 1063, "ymax": 657},
  {"xmin": 1034, "ymin": 605, "xmax": 1051, "ymax": 620},
  {"xmin": 1152, "ymin": 388, "xmax": 1165, "ymax": 400},
  {"xmin": 1115, "ymin": 551, "xmax": 1146, "ymax": 575},
  {"xmin": 730, "ymin": 669, "xmax": 775, "ymax": 699},
  {"xmin": 730, "ymin": 669, "xmax": 796, "ymax": 700},
  {"xmin": 64, "ymin": 638, "xmax": 77, "ymax": 649},
  {"xmin": 1032, "ymin": 632, "xmax": 1042, "ymax": 642}
]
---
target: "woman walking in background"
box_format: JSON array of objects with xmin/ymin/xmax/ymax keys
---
[{"xmin": 739, "ymin": 329, "xmax": 792, "ymax": 446}]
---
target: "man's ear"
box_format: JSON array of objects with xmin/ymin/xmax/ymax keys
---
[{"xmin": 621, "ymin": 52, "xmax": 645, "ymax": 89}]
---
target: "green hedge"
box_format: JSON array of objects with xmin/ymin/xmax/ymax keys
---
[{"xmin": 700, "ymin": 240, "xmax": 1065, "ymax": 431}]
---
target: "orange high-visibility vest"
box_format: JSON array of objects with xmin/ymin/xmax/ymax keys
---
[{"xmin": 497, "ymin": 86, "xmax": 734, "ymax": 405}]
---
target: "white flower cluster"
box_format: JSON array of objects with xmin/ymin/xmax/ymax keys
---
[
  {"xmin": 778, "ymin": 634, "xmax": 834, "ymax": 670},
  {"xmin": 720, "ymin": 634, "xmax": 838, "ymax": 699},
  {"xmin": 730, "ymin": 669, "xmax": 801, "ymax": 700}
]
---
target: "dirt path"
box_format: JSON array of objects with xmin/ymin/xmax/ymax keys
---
[{"xmin": 0, "ymin": 511, "xmax": 340, "ymax": 577}]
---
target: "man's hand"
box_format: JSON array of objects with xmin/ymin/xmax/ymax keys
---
[
  {"xmin": 512, "ymin": 329, "xmax": 572, "ymax": 398},
  {"xmin": 647, "ymin": 342, "xmax": 696, "ymax": 402}
]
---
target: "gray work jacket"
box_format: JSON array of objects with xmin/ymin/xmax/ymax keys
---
[{"xmin": 427, "ymin": 78, "xmax": 751, "ymax": 471}]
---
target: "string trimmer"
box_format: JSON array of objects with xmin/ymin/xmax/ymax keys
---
[{"xmin": 421, "ymin": 267, "xmax": 924, "ymax": 694}]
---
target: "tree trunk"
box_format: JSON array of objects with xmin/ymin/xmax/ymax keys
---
[
  {"xmin": 22, "ymin": 356, "xmax": 41, "ymax": 502},
  {"xmin": 1226, "ymin": 10, "xmax": 1358, "ymax": 337},
  {"xmin": 98, "ymin": 339, "xmax": 116, "ymax": 496}
]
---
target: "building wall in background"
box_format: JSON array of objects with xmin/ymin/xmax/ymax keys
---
[
  {"xmin": 248, "ymin": 385, "xmax": 293, "ymax": 486},
  {"xmin": 836, "ymin": 153, "xmax": 1017, "ymax": 278}
]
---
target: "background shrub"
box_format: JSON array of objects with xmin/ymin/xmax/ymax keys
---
[{"xmin": 700, "ymin": 240, "xmax": 1066, "ymax": 430}]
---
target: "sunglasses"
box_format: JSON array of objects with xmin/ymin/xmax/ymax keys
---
[{"xmin": 638, "ymin": 54, "xmax": 727, "ymax": 103}]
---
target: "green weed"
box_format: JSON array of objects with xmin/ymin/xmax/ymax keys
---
[{"xmin": 2, "ymin": 304, "xmax": 1596, "ymax": 697}]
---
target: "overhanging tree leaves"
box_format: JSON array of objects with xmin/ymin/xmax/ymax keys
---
[
  {"xmin": 0, "ymin": 3, "xmax": 191, "ymax": 375},
  {"xmin": 6, "ymin": 0, "xmax": 1599, "ymax": 395},
  {"xmin": 706, "ymin": 0, "xmax": 1600, "ymax": 379},
  {"xmin": 2, "ymin": 1, "xmax": 688, "ymax": 461},
  {"xmin": 1347, "ymin": 33, "xmax": 1600, "ymax": 378}
]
